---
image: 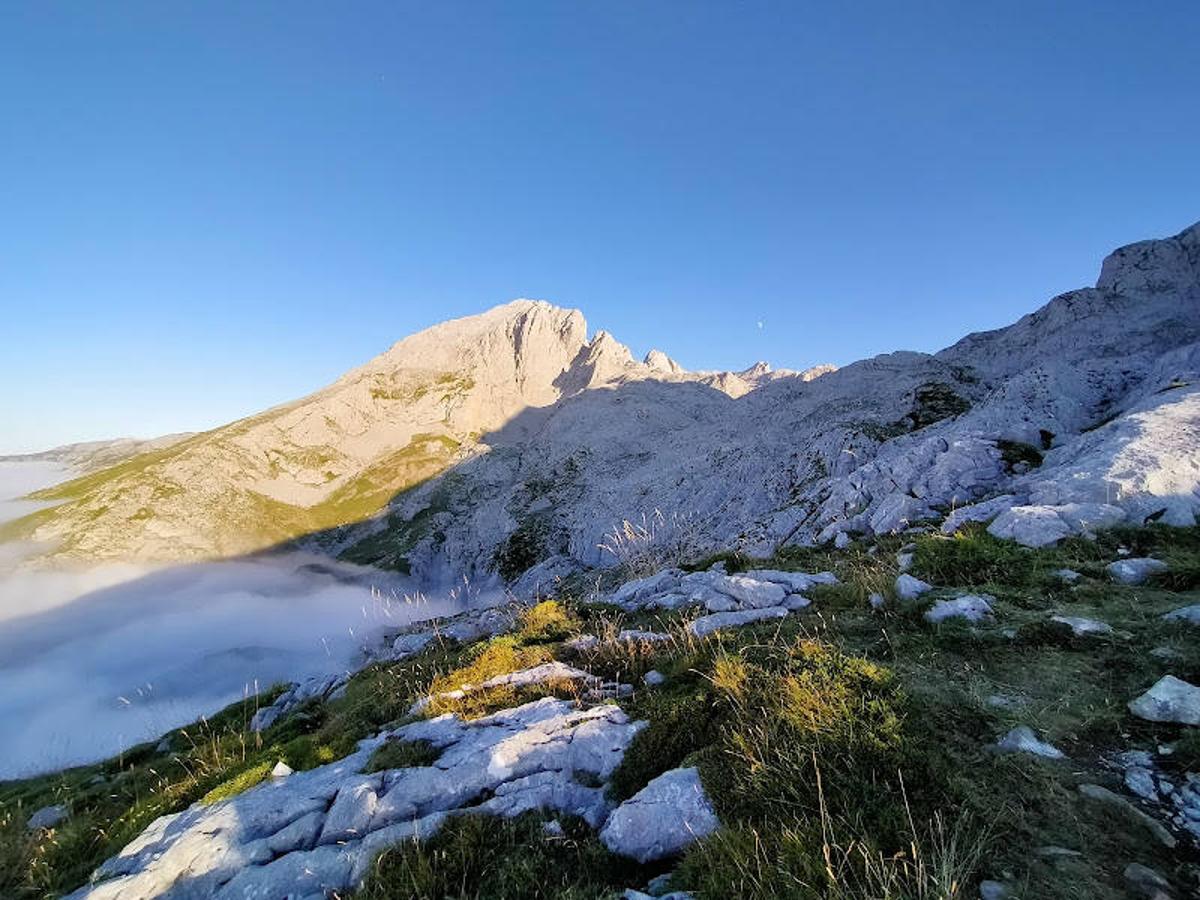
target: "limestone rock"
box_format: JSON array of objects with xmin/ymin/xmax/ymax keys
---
[
  {"xmin": 687, "ymin": 607, "xmax": 788, "ymax": 638},
  {"xmin": 600, "ymin": 767, "xmax": 719, "ymax": 863},
  {"xmin": 1124, "ymin": 862, "xmax": 1173, "ymax": 899},
  {"xmin": 895, "ymin": 574, "xmax": 933, "ymax": 601},
  {"xmin": 987, "ymin": 506, "xmax": 1072, "ymax": 548},
  {"xmin": 782, "ymin": 593, "xmax": 812, "ymax": 611},
  {"xmin": 1077, "ymin": 784, "xmax": 1177, "ymax": 848},
  {"xmin": 1108, "ymin": 557, "xmax": 1169, "ymax": 585},
  {"xmin": 1162, "ymin": 605, "xmax": 1200, "ymax": 626},
  {"xmin": 1048, "ymin": 615, "xmax": 1113, "ymax": 638},
  {"xmin": 709, "ymin": 574, "xmax": 786, "ymax": 609},
  {"xmin": 27, "ymin": 804, "xmax": 67, "ymax": 830},
  {"xmin": 992, "ymin": 726, "xmax": 1065, "ymax": 759},
  {"xmin": 65, "ymin": 697, "xmax": 648, "ymax": 900},
  {"xmin": 925, "ymin": 595, "xmax": 993, "ymax": 624},
  {"xmin": 1128, "ymin": 676, "xmax": 1200, "ymax": 725}
]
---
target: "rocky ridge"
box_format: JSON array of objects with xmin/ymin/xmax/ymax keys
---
[{"xmin": 4, "ymin": 224, "xmax": 1198, "ymax": 589}]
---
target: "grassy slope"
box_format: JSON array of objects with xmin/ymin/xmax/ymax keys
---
[
  {"xmin": 3, "ymin": 527, "xmax": 1199, "ymax": 899},
  {"xmin": 0, "ymin": 430, "xmax": 463, "ymax": 559}
]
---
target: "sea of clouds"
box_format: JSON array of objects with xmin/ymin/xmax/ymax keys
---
[{"xmin": 0, "ymin": 462, "xmax": 474, "ymax": 779}]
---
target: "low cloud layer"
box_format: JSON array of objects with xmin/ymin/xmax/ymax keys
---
[
  {"xmin": 0, "ymin": 553, "xmax": 476, "ymax": 779},
  {"xmin": 0, "ymin": 463, "xmax": 478, "ymax": 778}
]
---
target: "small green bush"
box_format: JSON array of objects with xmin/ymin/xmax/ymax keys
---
[
  {"xmin": 493, "ymin": 518, "xmax": 549, "ymax": 582},
  {"xmin": 997, "ymin": 439, "xmax": 1044, "ymax": 470},
  {"xmin": 518, "ymin": 600, "xmax": 580, "ymax": 644}
]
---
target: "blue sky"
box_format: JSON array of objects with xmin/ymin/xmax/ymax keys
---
[{"xmin": 2, "ymin": 2, "xmax": 1198, "ymax": 453}]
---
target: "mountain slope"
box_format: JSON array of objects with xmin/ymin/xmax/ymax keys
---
[
  {"xmin": 329, "ymin": 221, "xmax": 1200, "ymax": 588},
  {"xmin": 4, "ymin": 222, "xmax": 1198, "ymax": 582},
  {"xmin": 3, "ymin": 301, "xmax": 824, "ymax": 564},
  {"xmin": 0, "ymin": 434, "xmax": 193, "ymax": 473}
]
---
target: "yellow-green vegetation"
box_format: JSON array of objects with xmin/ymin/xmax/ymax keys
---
[
  {"xmin": 4, "ymin": 528, "xmax": 1200, "ymax": 900},
  {"xmin": 368, "ymin": 371, "xmax": 476, "ymax": 403},
  {"xmin": 417, "ymin": 601, "xmax": 586, "ymax": 719},
  {"xmin": 304, "ymin": 433, "xmax": 461, "ymax": 532},
  {"xmin": 200, "ymin": 761, "xmax": 272, "ymax": 805},
  {"xmin": 425, "ymin": 637, "xmax": 557, "ymax": 718},
  {"xmin": 519, "ymin": 599, "xmax": 582, "ymax": 643},
  {"xmin": 0, "ymin": 427, "xmax": 465, "ymax": 560}
]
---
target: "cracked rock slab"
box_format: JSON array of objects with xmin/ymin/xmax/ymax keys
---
[
  {"xmin": 600, "ymin": 767, "xmax": 719, "ymax": 863},
  {"xmin": 1129, "ymin": 676, "xmax": 1200, "ymax": 725}
]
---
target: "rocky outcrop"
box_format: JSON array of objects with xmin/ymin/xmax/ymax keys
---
[
  {"xmin": 599, "ymin": 767, "xmax": 720, "ymax": 863},
  {"xmin": 8, "ymin": 222, "xmax": 1200, "ymax": 584},
  {"xmin": 65, "ymin": 696, "xmax": 649, "ymax": 900},
  {"xmin": 1129, "ymin": 676, "xmax": 1200, "ymax": 726}
]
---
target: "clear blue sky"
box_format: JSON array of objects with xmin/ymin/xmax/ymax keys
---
[{"xmin": 2, "ymin": 2, "xmax": 1198, "ymax": 453}]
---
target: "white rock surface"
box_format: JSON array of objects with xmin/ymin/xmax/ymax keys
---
[
  {"xmin": 895, "ymin": 573, "xmax": 933, "ymax": 601},
  {"xmin": 992, "ymin": 726, "xmax": 1066, "ymax": 759},
  {"xmin": 686, "ymin": 606, "xmax": 789, "ymax": 638},
  {"xmin": 1108, "ymin": 558, "xmax": 1170, "ymax": 585},
  {"xmin": 1049, "ymin": 615, "xmax": 1114, "ymax": 638},
  {"xmin": 1163, "ymin": 605, "xmax": 1200, "ymax": 625},
  {"xmin": 599, "ymin": 767, "xmax": 720, "ymax": 863},
  {"xmin": 924, "ymin": 595, "xmax": 994, "ymax": 624},
  {"xmin": 64, "ymin": 697, "xmax": 647, "ymax": 900},
  {"xmin": 1129, "ymin": 676, "xmax": 1200, "ymax": 725}
]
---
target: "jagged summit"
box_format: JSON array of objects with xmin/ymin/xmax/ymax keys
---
[
  {"xmin": 643, "ymin": 349, "xmax": 683, "ymax": 374},
  {"xmin": 4, "ymin": 221, "xmax": 1198, "ymax": 576},
  {"xmin": 3, "ymin": 298, "xmax": 809, "ymax": 564}
]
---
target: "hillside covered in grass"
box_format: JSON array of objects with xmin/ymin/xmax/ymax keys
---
[{"xmin": 4, "ymin": 522, "xmax": 1198, "ymax": 899}]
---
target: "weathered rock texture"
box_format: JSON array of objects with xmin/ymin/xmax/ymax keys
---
[
  {"xmin": 7, "ymin": 223, "xmax": 1200, "ymax": 591},
  {"xmin": 64, "ymin": 696, "xmax": 659, "ymax": 899}
]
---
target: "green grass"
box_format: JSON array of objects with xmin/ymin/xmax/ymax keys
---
[
  {"xmin": 357, "ymin": 813, "xmax": 651, "ymax": 900},
  {"xmin": 200, "ymin": 762, "xmax": 272, "ymax": 804},
  {"xmin": 5, "ymin": 524, "xmax": 1200, "ymax": 900},
  {"xmin": 366, "ymin": 738, "xmax": 441, "ymax": 772}
]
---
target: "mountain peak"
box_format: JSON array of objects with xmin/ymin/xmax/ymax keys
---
[{"xmin": 643, "ymin": 349, "xmax": 683, "ymax": 373}]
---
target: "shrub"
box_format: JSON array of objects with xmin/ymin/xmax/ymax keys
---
[
  {"xmin": 996, "ymin": 439, "xmax": 1044, "ymax": 471},
  {"xmin": 518, "ymin": 600, "xmax": 580, "ymax": 644},
  {"xmin": 493, "ymin": 518, "xmax": 549, "ymax": 582}
]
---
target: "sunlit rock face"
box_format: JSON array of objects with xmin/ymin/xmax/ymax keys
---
[{"xmin": 6, "ymin": 222, "xmax": 1200, "ymax": 585}]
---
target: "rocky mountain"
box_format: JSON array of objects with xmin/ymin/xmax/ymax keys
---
[
  {"xmin": 0, "ymin": 434, "xmax": 193, "ymax": 473},
  {"xmin": 4, "ymin": 222, "xmax": 1199, "ymax": 589},
  {"xmin": 0, "ymin": 302, "xmax": 831, "ymax": 565}
]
